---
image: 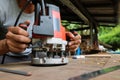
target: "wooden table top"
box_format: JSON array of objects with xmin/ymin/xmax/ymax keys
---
[{"xmin": 0, "ymin": 53, "xmax": 120, "ymax": 80}]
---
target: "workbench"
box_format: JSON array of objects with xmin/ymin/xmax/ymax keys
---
[{"xmin": 0, "ymin": 53, "xmax": 120, "ymax": 80}]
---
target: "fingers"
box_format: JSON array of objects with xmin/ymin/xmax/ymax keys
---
[
  {"xmin": 6, "ymin": 31, "xmax": 31, "ymax": 53},
  {"xmin": 6, "ymin": 39, "xmax": 28, "ymax": 53},
  {"xmin": 5, "ymin": 20, "xmax": 31, "ymax": 53},
  {"xmin": 69, "ymin": 39, "xmax": 81, "ymax": 46},
  {"xmin": 66, "ymin": 31, "xmax": 81, "ymax": 52},
  {"xmin": 8, "ymin": 26, "xmax": 29, "ymax": 37},
  {"xmin": 8, "ymin": 20, "xmax": 30, "ymax": 36},
  {"xmin": 22, "ymin": 20, "xmax": 30, "ymax": 26},
  {"xmin": 66, "ymin": 32, "xmax": 75, "ymax": 40},
  {"xmin": 66, "ymin": 31, "xmax": 81, "ymax": 41},
  {"xmin": 19, "ymin": 20, "xmax": 30, "ymax": 30},
  {"xmin": 73, "ymin": 34, "xmax": 81, "ymax": 41},
  {"xmin": 68, "ymin": 40, "xmax": 81, "ymax": 52},
  {"xmin": 19, "ymin": 20, "xmax": 30, "ymax": 27},
  {"xmin": 67, "ymin": 32, "xmax": 81, "ymax": 46},
  {"xmin": 6, "ymin": 31, "xmax": 31, "ymax": 43}
]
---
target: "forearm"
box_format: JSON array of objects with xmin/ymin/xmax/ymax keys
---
[{"xmin": 0, "ymin": 39, "xmax": 9, "ymax": 55}]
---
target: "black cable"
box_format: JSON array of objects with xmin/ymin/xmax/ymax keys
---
[
  {"xmin": 14, "ymin": 0, "xmax": 32, "ymax": 26},
  {"xmin": 1, "ymin": 54, "xmax": 6, "ymax": 64}
]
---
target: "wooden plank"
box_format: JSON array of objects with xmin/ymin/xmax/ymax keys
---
[{"xmin": 0, "ymin": 54, "xmax": 120, "ymax": 80}]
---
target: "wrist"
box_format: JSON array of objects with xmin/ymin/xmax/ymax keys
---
[{"xmin": 0, "ymin": 39, "xmax": 9, "ymax": 54}]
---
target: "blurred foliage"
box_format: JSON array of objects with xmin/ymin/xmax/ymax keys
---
[
  {"xmin": 62, "ymin": 20, "xmax": 80, "ymax": 30},
  {"xmin": 98, "ymin": 25, "xmax": 120, "ymax": 50},
  {"xmin": 98, "ymin": 26, "xmax": 113, "ymax": 36},
  {"xmin": 62, "ymin": 20, "xmax": 82, "ymax": 34}
]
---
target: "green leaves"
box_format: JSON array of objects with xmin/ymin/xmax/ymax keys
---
[{"xmin": 99, "ymin": 25, "xmax": 120, "ymax": 49}]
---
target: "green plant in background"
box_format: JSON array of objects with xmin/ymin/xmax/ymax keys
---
[
  {"xmin": 62, "ymin": 20, "xmax": 81, "ymax": 34},
  {"xmin": 99, "ymin": 25, "xmax": 120, "ymax": 50},
  {"xmin": 98, "ymin": 26, "xmax": 113, "ymax": 36}
]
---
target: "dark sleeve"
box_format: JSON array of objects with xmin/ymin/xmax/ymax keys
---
[
  {"xmin": 0, "ymin": 6, "xmax": 7, "ymax": 40},
  {"xmin": 0, "ymin": 22, "xmax": 8, "ymax": 40}
]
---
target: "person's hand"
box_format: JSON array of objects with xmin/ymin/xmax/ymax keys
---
[
  {"xmin": 5, "ymin": 21, "xmax": 31, "ymax": 53},
  {"xmin": 66, "ymin": 31, "xmax": 81, "ymax": 52}
]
